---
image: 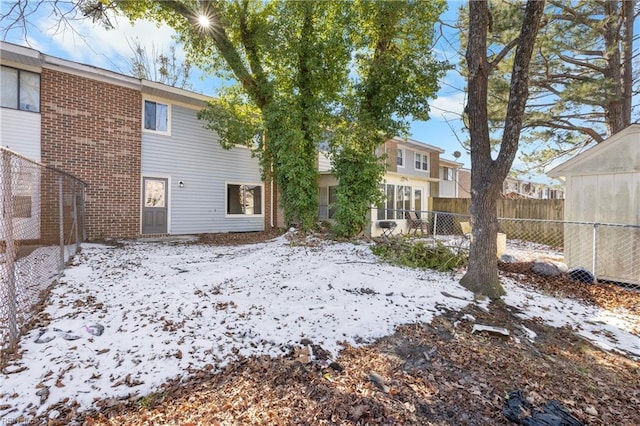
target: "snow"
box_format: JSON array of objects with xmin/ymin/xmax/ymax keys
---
[{"xmin": 1, "ymin": 233, "xmax": 638, "ymax": 421}]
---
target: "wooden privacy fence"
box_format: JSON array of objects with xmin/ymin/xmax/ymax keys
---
[
  {"xmin": 432, "ymin": 197, "xmax": 565, "ymax": 246},
  {"xmin": 432, "ymin": 197, "xmax": 564, "ymax": 220}
]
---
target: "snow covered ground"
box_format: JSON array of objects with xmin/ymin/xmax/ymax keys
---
[{"xmin": 1, "ymin": 233, "xmax": 638, "ymax": 422}]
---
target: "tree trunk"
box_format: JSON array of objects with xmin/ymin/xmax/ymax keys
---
[{"xmin": 460, "ymin": 0, "xmax": 545, "ymax": 299}]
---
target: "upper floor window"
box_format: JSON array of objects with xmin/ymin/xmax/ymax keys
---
[
  {"xmin": 442, "ymin": 166, "xmax": 453, "ymax": 181},
  {"xmin": 397, "ymin": 149, "xmax": 404, "ymax": 167},
  {"xmin": 415, "ymin": 153, "xmax": 429, "ymax": 171},
  {"xmin": 143, "ymin": 100, "xmax": 170, "ymax": 133},
  {"xmin": 1, "ymin": 66, "xmax": 40, "ymax": 113}
]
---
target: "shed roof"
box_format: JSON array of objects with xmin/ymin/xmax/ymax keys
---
[{"xmin": 547, "ymin": 124, "xmax": 640, "ymax": 177}]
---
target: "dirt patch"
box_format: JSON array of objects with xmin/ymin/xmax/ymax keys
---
[{"xmin": 197, "ymin": 229, "xmax": 285, "ymax": 246}]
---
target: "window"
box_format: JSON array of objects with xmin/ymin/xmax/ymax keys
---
[
  {"xmin": 415, "ymin": 153, "xmax": 429, "ymax": 171},
  {"xmin": 378, "ymin": 183, "xmax": 419, "ymax": 220},
  {"xmin": 143, "ymin": 100, "xmax": 169, "ymax": 133},
  {"xmin": 227, "ymin": 184, "xmax": 263, "ymax": 215},
  {"xmin": 318, "ymin": 186, "xmax": 337, "ymax": 219},
  {"xmin": 397, "ymin": 149, "xmax": 404, "ymax": 167},
  {"xmin": 414, "ymin": 189, "xmax": 422, "ymax": 212},
  {"xmin": 442, "ymin": 167, "xmax": 453, "ymax": 181},
  {"xmin": 1, "ymin": 66, "xmax": 40, "ymax": 112}
]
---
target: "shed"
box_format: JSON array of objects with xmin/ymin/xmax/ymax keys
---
[{"xmin": 547, "ymin": 124, "xmax": 640, "ymax": 285}]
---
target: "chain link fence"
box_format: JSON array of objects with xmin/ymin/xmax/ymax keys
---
[
  {"xmin": 430, "ymin": 210, "xmax": 639, "ymax": 290},
  {"xmin": 1, "ymin": 148, "xmax": 85, "ymax": 352},
  {"xmin": 374, "ymin": 209, "xmax": 639, "ymax": 291}
]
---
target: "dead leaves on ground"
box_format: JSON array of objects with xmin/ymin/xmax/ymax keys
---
[{"xmin": 64, "ymin": 301, "xmax": 640, "ymax": 426}]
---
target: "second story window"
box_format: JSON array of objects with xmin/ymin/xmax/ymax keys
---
[
  {"xmin": 415, "ymin": 153, "xmax": 429, "ymax": 171},
  {"xmin": 442, "ymin": 166, "xmax": 453, "ymax": 180},
  {"xmin": 397, "ymin": 149, "xmax": 404, "ymax": 167},
  {"xmin": 1, "ymin": 65, "xmax": 40, "ymax": 113},
  {"xmin": 144, "ymin": 100, "xmax": 169, "ymax": 133}
]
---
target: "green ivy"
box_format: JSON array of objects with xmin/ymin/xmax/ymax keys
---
[{"xmin": 331, "ymin": 131, "xmax": 386, "ymax": 237}]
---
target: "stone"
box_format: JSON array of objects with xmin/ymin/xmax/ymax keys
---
[
  {"xmin": 499, "ymin": 253, "xmax": 520, "ymax": 263},
  {"xmin": 531, "ymin": 259, "xmax": 568, "ymax": 277}
]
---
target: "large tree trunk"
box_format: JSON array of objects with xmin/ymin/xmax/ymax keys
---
[{"xmin": 460, "ymin": 0, "xmax": 545, "ymax": 299}]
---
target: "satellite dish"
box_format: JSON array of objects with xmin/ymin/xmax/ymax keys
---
[{"xmin": 453, "ymin": 151, "xmax": 461, "ymax": 158}]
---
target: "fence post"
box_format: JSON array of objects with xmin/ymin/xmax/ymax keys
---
[
  {"xmin": 592, "ymin": 223, "xmax": 598, "ymax": 283},
  {"xmin": 433, "ymin": 212, "xmax": 438, "ymax": 239},
  {"xmin": 1, "ymin": 150, "xmax": 19, "ymax": 345},
  {"xmin": 73, "ymin": 180, "xmax": 79, "ymax": 253},
  {"xmin": 58, "ymin": 175, "xmax": 65, "ymax": 269}
]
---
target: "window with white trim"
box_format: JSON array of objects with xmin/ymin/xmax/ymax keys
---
[
  {"xmin": 397, "ymin": 149, "xmax": 404, "ymax": 167},
  {"xmin": 442, "ymin": 166, "xmax": 453, "ymax": 181},
  {"xmin": 1, "ymin": 66, "xmax": 40, "ymax": 112},
  {"xmin": 143, "ymin": 100, "xmax": 170, "ymax": 133},
  {"xmin": 415, "ymin": 153, "xmax": 429, "ymax": 171},
  {"xmin": 227, "ymin": 183, "xmax": 263, "ymax": 215}
]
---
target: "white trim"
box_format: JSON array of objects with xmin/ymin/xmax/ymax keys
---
[
  {"xmin": 140, "ymin": 175, "xmax": 172, "ymax": 235},
  {"xmin": 414, "ymin": 152, "xmax": 429, "ymax": 172},
  {"xmin": 547, "ymin": 124, "xmax": 640, "ymax": 177},
  {"xmin": 142, "ymin": 97, "xmax": 172, "ymax": 136},
  {"xmin": 225, "ymin": 181, "xmax": 265, "ymax": 218}
]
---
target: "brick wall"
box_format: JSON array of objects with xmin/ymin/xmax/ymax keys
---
[{"xmin": 40, "ymin": 69, "xmax": 141, "ymax": 240}]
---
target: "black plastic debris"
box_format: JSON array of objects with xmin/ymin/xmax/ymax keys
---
[
  {"xmin": 568, "ymin": 268, "xmax": 595, "ymax": 284},
  {"xmin": 503, "ymin": 390, "xmax": 583, "ymax": 426}
]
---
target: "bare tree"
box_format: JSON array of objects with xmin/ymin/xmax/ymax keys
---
[
  {"xmin": 127, "ymin": 38, "xmax": 192, "ymax": 89},
  {"xmin": 459, "ymin": 0, "xmax": 546, "ymax": 299}
]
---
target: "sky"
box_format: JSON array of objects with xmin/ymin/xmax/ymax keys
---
[
  {"xmin": 1, "ymin": 232, "xmax": 638, "ymax": 420},
  {"xmin": 1, "ymin": 1, "xmax": 473, "ymax": 168}
]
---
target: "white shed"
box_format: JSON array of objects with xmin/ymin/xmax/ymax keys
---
[{"xmin": 547, "ymin": 124, "xmax": 640, "ymax": 285}]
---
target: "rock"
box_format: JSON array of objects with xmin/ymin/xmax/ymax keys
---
[
  {"xmin": 500, "ymin": 253, "xmax": 520, "ymax": 263},
  {"xmin": 568, "ymin": 268, "xmax": 595, "ymax": 284},
  {"xmin": 531, "ymin": 259, "xmax": 568, "ymax": 277}
]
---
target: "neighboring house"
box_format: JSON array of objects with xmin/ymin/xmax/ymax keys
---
[
  {"xmin": 503, "ymin": 176, "xmax": 564, "ymax": 199},
  {"xmin": 456, "ymin": 168, "xmax": 471, "ymax": 198},
  {"xmin": 438, "ymin": 158, "xmax": 464, "ymax": 198},
  {"xmin": 1, "ymin": 41, "xmax": 275, "ymax": 241},
  {"xmin": 547, "ymin": 124, "xmax": 640, "ymax": 284},
  {"xmin": 318, "ymin": 136, "xmax": 458, "ymax": 237},
  {"xmin": 456, "ymin": 170, "xmax": 564, "ymax": 200}
]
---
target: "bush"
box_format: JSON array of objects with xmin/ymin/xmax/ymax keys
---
[{"xmin": 371, "ymin": 239, "xmax": 467, "ymax": 272}]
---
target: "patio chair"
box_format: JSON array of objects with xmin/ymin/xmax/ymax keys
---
[{"xmin": 405, "ymin": 211, "xmax": 429, "ymax": 236}]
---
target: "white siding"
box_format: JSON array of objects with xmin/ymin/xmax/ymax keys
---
[
  {"xmin": 564, "ymin": 172, "xmax": 640, "ymax": 283},
  {"xmin": 0, "ymin": 108, "xmax": 41, "ymax": 161},
  {"xmin": 318, "ymin": 151, "xmax": 331, "ymax": 172},
  {"xmin": 142, "ymin": 104, "xmax": 264, "ymax": 234}
]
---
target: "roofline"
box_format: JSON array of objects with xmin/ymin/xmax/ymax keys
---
[
  {"xmin": 547, "ymin": 124, "xmax": 640, "ymax": 177},
  {"xmin": 391, "ymin": 136, "xmax": 445, "ymax": 153},
  {"xmin": 439, "ymin": 158, "xmax": 464, "ymax": 167},
  {"xmin": 1, "ymin": 40, "xmax": 213, "ymax": 105}
]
